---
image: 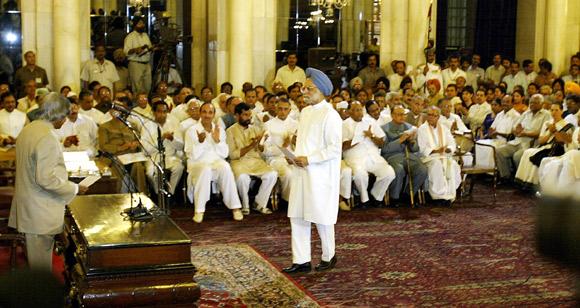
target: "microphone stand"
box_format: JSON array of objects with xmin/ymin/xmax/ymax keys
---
[{"xmin": 114, "ymin": 112, "xmax": 170, "ymax": 216}]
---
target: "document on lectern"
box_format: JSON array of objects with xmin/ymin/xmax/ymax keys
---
[
  {"xmin": 117, "ymin": 152, "xmax": 147, "ymax": 165},
  {"xmin": 79, "ymin": 175, "xmax": 101, "ymax": 188}
]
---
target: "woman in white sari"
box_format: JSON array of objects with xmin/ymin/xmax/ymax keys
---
[
  {"xmin": 538, "ymin": 126, "xmax": 580, "ymax": 197},
  {"xmin": 515, "ymin": 102, "xmax": 574, "ymax": 187}
]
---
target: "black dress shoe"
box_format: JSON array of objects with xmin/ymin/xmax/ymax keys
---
[
  {"xmin": 282, "ymin": 262, "xmax": 312, "ymax": 273},
  {"xmin": 315, "ymin": 256, "xmax": 337, "ymax": 271}
]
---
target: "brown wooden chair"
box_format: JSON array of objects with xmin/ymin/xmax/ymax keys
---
[
  {"xmin": 0, "ymin": 166, "xmax": 26, "ymax": 269},
  {"xmin": 458, "ymin": 141, "xmax": 498, "ymax": 202}
]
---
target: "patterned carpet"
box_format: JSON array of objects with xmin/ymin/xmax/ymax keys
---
[
  {"xmin": 170, "ymin": 184, "xmax": 579, "ymax": 307},
  {"xmin": 192, "ymin": 244, "xmax": 319, "ymax": 307}
]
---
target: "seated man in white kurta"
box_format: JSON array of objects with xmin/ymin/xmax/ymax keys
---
[
  {"xmin": 515, "ymin": 102, "xmax": 574, "ymax": 187},
  {"xmin": 538, "ymin": 126, "xmax": 580, "ymax": 196},
  {"xmin": 475, "ymin": 95, "xmax": 520, "ymax": 168},
  {"xmin": 56, "ymin": 100, "xmax": 98, "ymax": 157},
  {"xmin": 140, "ymin": 101, "xmax": 184, "ymax": 196},
  {"xmin": 262, "ymin": 98, "xmax": 298, "ymax": 203},
  {"xmin": 495, "ymin": 94, "xmax": 551, "ymax": 180},
  {"xmin": 342, "ymin": 101, "xmax": 395, "ymax": 207},
  {"xmin": 179, "ymin": 98, "xmax": 201, "ymax": 136},
  {"xmin": 333, "ymin": 102, "xmax": 353, "ymax": 211},
  {"xmin": 417, "ymin": 106, "xmax": 462, "ymax": 203},
  {"xmin": 185, "ymin": 102, "xmax": 243, "ymax": 223},
  {"xmin": 226, "ymin": 102, "xmax": 277, "ymax": 215},
  {"xmin": 0, "ymin": 92, "xmax": 27, "ymax": 147}
]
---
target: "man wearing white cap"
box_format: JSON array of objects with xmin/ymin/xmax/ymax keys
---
[{"xmin": 283, "ymin": 67, "xmax": 342, "ymax": 273}]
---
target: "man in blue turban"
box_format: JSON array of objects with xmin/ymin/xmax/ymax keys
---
[{"xmin": 283, "ymin": 68, "xmax": 342, "ymax": 273}]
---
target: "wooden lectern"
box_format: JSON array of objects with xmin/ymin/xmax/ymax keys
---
[{"xmin": 63, "ymin": 193, "xmax": 200, "ymax": 307}]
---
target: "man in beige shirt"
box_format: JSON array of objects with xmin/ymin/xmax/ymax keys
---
[{"xmin": 226, "ymin": 102, "xmax": 277, "ymax": 215}]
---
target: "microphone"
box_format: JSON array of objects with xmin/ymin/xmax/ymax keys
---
[{"xmin": 111, "ymin": 101, "xmax": 132, "ymax": 117}]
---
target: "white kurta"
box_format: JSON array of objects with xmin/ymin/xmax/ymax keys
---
[
  {"xmin": 441, "ymin": 68, "xmax": 467, "ymax": 88},
  {"xmin": 288, "ymin": 100, "xmax": 342, "ymax": 225},
  {"xmin": 79, "ymin": 108, "xmax": 107, "ymax": 125},
  {"xmin": 0, "ymin": 109, "xmax": 27, "ymax": 140},
  {"xmin": 475, "ymin": 108, "xmax": 520, "ymax": 168},
  {"xmin": 417, "ymin": 122, "xmax": 461, "ymax": 200},
  {"xmin": 141, "ymin": 117, "xmax": 184, "ymax": 194},
  {"xmin": 55, "ymin": 114, "xmax": 98, "ymax": 157},
  {"xmin": 342, "ymin": 117, "xmax": 395, "ymax": 203},
  {"xmin": 263, "ymin": 116, "xmax": 298, "ymax": 201},
  {"xmin": 184, "ymin": 122, "xmax": 241, "ymax": 212}
]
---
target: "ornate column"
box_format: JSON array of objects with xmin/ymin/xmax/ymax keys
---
[
  {"xmin": 53, "ymin": 0, "xmax": 80, "ymax": 92},
  {"xmin": 379, "ymin": 0, "xmax": 393, "ymax": 73},
  {"xmin": 544, "ymin": 0, "xmax": 567, "ymax": 75},
  {"xmin": 191, "ymin": 0, "xmax": 208, "ymax": 92},
  {"xmin": 207, "ymin": 0, "xmax": 228, "ymax": 91},
  {"xmin": 36, "ymin": 0, "xmax": 54, "ymax": 89},
  {"xmin": 79, "ymin": 0, "xmax": 92, "ymax": 63},
  {"xmin": 252, "ymin": 0, "xmax": 277, "ymax": 89},
  {"xmin": 228, "ymin": 0, "xmax": 253, "ymax": 94},
  {"xmin": 407, "ymin": 0, "xmax": 430, "ymax": 69}
]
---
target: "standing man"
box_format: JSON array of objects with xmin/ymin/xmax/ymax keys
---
[
  {"xmin": 283, "ymin": 68, "xmax": 341, "ymax": 273},
  {"xmin": 81, "ymin": 45, "xmax": 120, "ymax": 92},
  {"xmin": 124, "ymin": 17, "xmax": 153, "ymax": 94},
  {"xmin": 485, "ymin": 53, "xmax": 505, "ymax": 85},
  {"xmin": 9, "ymin": 93, "xmax": 88, "ymax": 271},
  {"xmin": 14, "ymin": 51, "xmax": 49, "ymax": 98},
  {"xmin": 358, "ymin": 54, "xmax": 387, "ymax": 89},
  {"xmin": 274, "ymin": 52, "xmax": 306, "ymax": 89},
  {"xmin": 441, "ymin": 54, "xmax": 467, "ymax": 88}
]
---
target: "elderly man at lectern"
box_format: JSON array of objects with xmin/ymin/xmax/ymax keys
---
[
  {"xmin": 9, "ymin": 93, "xmax": 88, "ymax": 272},
  {"xmin": 283, "ymin": 68, "xmax": 342, "ymax": 274}
]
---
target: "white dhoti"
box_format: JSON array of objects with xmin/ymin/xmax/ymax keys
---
[
  {"xmin": 290, "ymin": 217, "xmax": 335, "ymax": 264},
  {"xmin": 475, "ymin": 139, "xmax": 506, "ymax": 168},
  {"xmin": 236, "ymin": 171, "xmax": 278, "ymax": 210},
  {"xmin": 514, "ymin": 147, "xmax": 545, "ymax": 185},
  {"xmin": 346, "ymin": 155, "xmax": 395, "ymax": 203},
  {"xmin": 424, "ymin": 156, "xmax": 461, "ymax": 200},
  {"xmin": 146, "ymin": 156, "xmax": 184, "ymax": 195},
  {"xmin": 187, "ymin": 160, "xmax": 241, "ymax": 213},
  {"xmin": 267, "ymin": 157, "xmax": 293, "ymax": 201},
  {"xmin": 340, "ymin": 161, "xmax": 352, "ymax": 199}
]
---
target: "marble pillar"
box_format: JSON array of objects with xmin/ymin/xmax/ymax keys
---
[
  {"xmin": 20, "ymin": 0, "xmax": 36, "ymax": 55},
  {"xmin": 191, "ymin": 0, "xmax": 208, "ymax": 93},
  {"xmin": 207, "ymin": 0, "xmax": 228, "ymax": 92},
  {"xmin": 36, "ymin": 0, "xmax": 54, "ymax": 89},
  {"xmin": 407, "ymin": 0, "xmax": 430, "ymax": 69},
  {"xmin": 276, "ymin": 0, "xmax": 290, "ymax": 50},
  {"xmin": 252, "ymin": 0, "xmax": 277, "ymax": 89},
  {"xmin": 391, "ymin": 0, "xmax": 408, "ymax": 62},
  {"xmin": 545, "ymin": 0, "xmax": 567, "ymax": 75},
  {"xmin": 379, "ymin": 0, "xmax": 393, "ymax": 73},
  {"xmin": 79, "ymin": 0, "xmax": 92, "ymax": 63},
  {"xmin": 228, "ymin": 0, "xmax": 253, "ymax": 95},
  {"xmin": 53, "ymin": 0, "xmax": 81, "ymax": 92}
]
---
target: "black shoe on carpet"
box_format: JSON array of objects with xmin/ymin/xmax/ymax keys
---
[
  {"xmin": 315, "ymin": 256, "xmax": 337, "ymax": 272},
  {"xmin": 282, "ymin": 262, "xmax": 312, "ymax": 274}
]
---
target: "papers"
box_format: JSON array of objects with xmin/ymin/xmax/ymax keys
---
[
  {"xmin": 64, "ymin": 151, "xmax": 99, "ymax": 175},
  {"xmin": 117, "ymin": 152, "xmax": 147, "ymax": 165},
  {"xmin": 79, "ymin": 175, "xmax": 101, "ymax": 187},
  {"xmin": 276, "ymin": 145, "xmax": 296, "ymax": 163},
  {"xmin": 63, "ymin": 151, "xmax": 91, "ymax": 162}
]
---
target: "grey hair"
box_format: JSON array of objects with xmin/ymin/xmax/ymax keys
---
[
  {"xmin": 530, "ymin": 93, "xmax": 545, "ymax": 104},
  {"xmin": 426, "ymin": 105, "xmax": 441, "ymax": 115},
  {"xmin": 39, "ymin": 92, "xmax": 70, "ymax": 122}
]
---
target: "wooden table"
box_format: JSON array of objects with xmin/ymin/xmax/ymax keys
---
[{"xmin": 63, "ymin": 193, "xmax": 200, "ymax": 307}]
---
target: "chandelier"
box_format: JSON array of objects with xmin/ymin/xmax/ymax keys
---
[
  {"xmin": 309, "ymin": 0, "xmax": 350, "ymax": 17},
  {"xmin": 129, "ymin": 0, "xmax": 150, "ymax": 9}
]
